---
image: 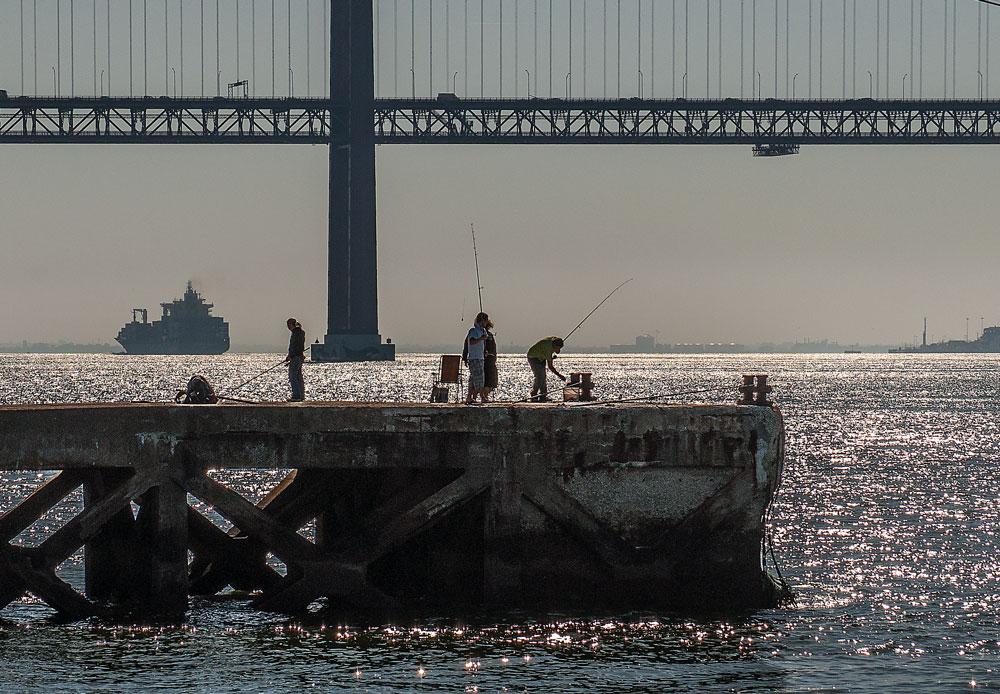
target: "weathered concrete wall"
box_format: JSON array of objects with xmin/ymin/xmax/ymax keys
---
[{"xmin": 0, "ymin": 402, "xmax": 784, "ymax": 617}]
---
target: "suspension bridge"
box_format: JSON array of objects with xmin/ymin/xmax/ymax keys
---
[{"xmin": 0, "ymin": 0, "xmax": 998, "ymax": 360}]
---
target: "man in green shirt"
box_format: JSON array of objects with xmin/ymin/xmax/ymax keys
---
[{"xmin": 526, "ymin": 336, "xmax": 566, "ymax": 402}]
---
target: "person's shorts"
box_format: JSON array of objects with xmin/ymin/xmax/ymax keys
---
[{"xmin": 469, "ymin": 359, "xmax": 485, "ymax": 390}]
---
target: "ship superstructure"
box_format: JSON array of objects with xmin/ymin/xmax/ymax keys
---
[{"xmin": 115, "ymin": 282, "xmax": 230, "ymax": 355}]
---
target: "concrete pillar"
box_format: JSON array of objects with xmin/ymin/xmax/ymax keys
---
[
  {"xmin": 136, "ymin": 478, "xmax": 189, "ymax": 615},
  {"xmin": 315, "ymin": 0, "xmax": 394, "ymax": 362},
  {"xmin": 83, "ymin": 471, "xmax": 137, "ymax": 603}
]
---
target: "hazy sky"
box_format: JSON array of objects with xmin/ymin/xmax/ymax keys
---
[{"xmin": 1, "ymin": 1, "xmax": 998, "ymax": 349}]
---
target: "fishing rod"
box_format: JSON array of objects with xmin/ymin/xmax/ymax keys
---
[
  {"xmin": 220, "ymin": 345, "xmax": 312, "ymax": 398},
  {"xmin": 563, "ymin": 278, "xmax": 633, "ymax": 343},
  {"xmin": 471, "ymin": 223, "xmax": 484, "ymax": 313}
]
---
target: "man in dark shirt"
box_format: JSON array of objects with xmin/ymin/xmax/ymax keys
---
[{"xmin": 285, "ymin": 318, "xmax": 306, "ymax": 401}]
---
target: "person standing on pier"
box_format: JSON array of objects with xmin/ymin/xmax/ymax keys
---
[
  {"xmin": 285, "ymin": 318, "xmax": 306, "ymax": 402},
  {"xmin": 484, "ymin": 320, "xmax": 499, "ymax": 399},
  {"xmin": 464, "ymin": 313, "xmax": 490, "ymax": 404},
  {"xmin": 526, "ymin": 337, "xmax": 566, "ymax": 402}
]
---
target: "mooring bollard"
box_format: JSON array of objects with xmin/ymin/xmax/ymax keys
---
[{"xmin": 738, "ymin": 374, "xmax": 773, "ymax": 406}]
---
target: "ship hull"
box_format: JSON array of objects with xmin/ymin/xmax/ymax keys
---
[{"xmin": 114, "ymin": 340, "xmax": 229, "ymax": 356}]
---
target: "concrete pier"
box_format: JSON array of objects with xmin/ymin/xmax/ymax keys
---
[{"xmin": 0, "ymin": 401, "xmax": 784, "ymax": 618}]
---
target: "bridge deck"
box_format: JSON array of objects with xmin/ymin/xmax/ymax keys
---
[{"xmin": 3, "ymin": 96, "xmax": 1000, "ymax": 144}]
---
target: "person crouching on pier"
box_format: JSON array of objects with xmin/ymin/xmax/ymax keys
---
[
  {"xmin": 526, "ymin": 336, "xmax": 566, "ymax": 402},
  {"xmin": 465, "ymin": 312, "xmax": 490, "ymax": 404},
  {"xmin": 285, "ymin": 318, "xmax": 306, "ymax": 402}
]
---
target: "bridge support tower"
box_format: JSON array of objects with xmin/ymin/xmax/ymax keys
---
[{"xmin": 312, "ymin": 0, "xmax": 394, "ymax": 362}]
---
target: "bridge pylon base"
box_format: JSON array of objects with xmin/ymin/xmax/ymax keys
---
[{"xmin": 312, "ymin": 334, "xmax": 396, "ymax": 362}]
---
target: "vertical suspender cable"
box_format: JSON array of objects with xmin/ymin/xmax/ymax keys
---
[
  {"xmin": 720, "ymin": 0, "xmax": 723, "ymax": 98},
  {"xmin": 130, "ymin": 0, "xmax": 134, "ymax": 95},
  {"xmin": 34, "ymin": 0, "xmax": 38, "ymax": 95},
  {"xmin": 481, "ymin": 0, "xmax": 485, "ymax": 96},
  {"xmin": 179, "ymin": 0, "xmax": 183, "ymax": 95},
  {"xmin": 164, "ymin": 0, "xmax": 168, "ymax": 95},
  {"xmin": 395, "ymin": 0, "xmax": 399, "ymax": 95},
  {"xmin": 988, "ymin": 3, "xmax": 991, "ymax": 98},
  {"xmin": 774, "ymin": 0, "xmax": 777, "ymax": 96},
  {"xmin": 751, "ymin": 0, "xmax": 755, "ymax": 97},
  {"xmin": 582, "ymin": 0, "xmax": 586, "ymax": 97},
  {"xmin": 978, "ymin": 1, "xmax": 982, "ymax": 97},
  {"xmin": 843, "ymin": 0, "xmax": 847, "ymax": 97},
  {"xmin": 71, "ymin": 0, "xmax": 75, "ymax": 96},
  {"xmin": 20, "ymin": 0, "xmax": 24, "ymax": 96},
  {"xmin": 672, "ymin": 0, "xmax": 676, "ymax": 97},
  {"xmin": 308, "ymin": 0, "xmax": 311, "ymax": 95},
  {"xmin": 684, "ymin": 0, "xmax": 688, "ymax": 96},
  {"xmin": 886, "ymin": 0, "xmax": 890, "ymax": 97},
  {"xmin": 431, "ymin": 0, "xmax": 435, "ymax": 96},
  {"xmin": 200, "ymin": 0, "xmax": 203, "ymax": 96},
  {"xmin": 632, "ymin": 0, "xmax": 636, "ymax": 98},
  {"xmin": 58, "ymin": 0, "xmax": 61, "ymax": 96},
  {"xmin": 616, "ymin": 0, "xmax": 620, "ymax": 98},
  {"xmin": 237, "ymin": 0, "xmax": 240, "ymax": 83},
  {"xmin": 551, "ymin": 0, "xmax": 554, "ymax": 96},
  {"xmin": 465, "ymin": 0, "xmax": 469, "ymax": 96},
  {"xmin": 952, "ymin": 0, "xmax": 956, "ymax": 97},
  {"xmin": 944, "ymin": 0, "xmax": 948, "ymax": 97},
  {"xmin": 288, "ymin": 0, "xmax": 292, "ymax": 96},
  {"xmin": 324, "ymin": 0, "xmax": 328, "ymax": 98},
  {"xmin": 919, "ymin": 0, "xmax": 923, "ymax": 97},
  {"xmin": 603, "ymin": 0, "xmax": 607, "ymax": 96},
  {"xmin": 568, "ymin": 0, "xmax": 572, "ymax": 96},
  {"xmin": 499, "ymin": 0, "xmax": 502, "ymax": 97},
  {"xmin": 93, "ymin": 0, "xmax": 97, "ymax": 95},
  {"xmin": 271, "ymin": 0, "xmax": 275, "ymax": 96},
  {"xmin": 216, "ymin": 0, "xmax": 219, "ymax": 95},
  {"xmin": 649, "ymin": 0, "xmax": 654, "ymax": 96},
  {"xmin": 248, "ymin": 0, "xmax": 257, "ymax": 96},
  {"xmin": 877, "ymin": 1, "xmax": 883, "ymax": 96},
  {"xmin": 818, "ymin": 0, "xmax": 822, "ymax": 97},
  {"xmin": 448, "ymin": 0, "xmax": 452, "ymax": 94},
  {"xmin": 412, "ymin": 0, "xmax": 416, "ymax": 96},
  {"xmin": 786, "ymin": 0, "xmax": 790, "ymax": 97},
  {"xmin": 535, "ymin": 0, "xmax": 539, "ymax": 96},
  {"xmin": 740, "ymin": 0, "xmax": 744, "ymax": 98},
  {"xmin": 807, "ymin": 0, "xmax": 811, "ymax": 97}
]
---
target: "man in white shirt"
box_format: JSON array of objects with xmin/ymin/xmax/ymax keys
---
[{"xmin": 465, "ymin": 312, "xmax": 490, "ymax": 404}]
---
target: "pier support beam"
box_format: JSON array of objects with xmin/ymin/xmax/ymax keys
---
[{"xmin": 313, "ymin": 0, "xmax": 394, "ymax": 362}]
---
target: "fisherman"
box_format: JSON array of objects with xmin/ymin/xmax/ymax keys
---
[
  {"xmin": 465, "ymin": 312, "xmax": 490, "ymax": 404},
  {"xmin": 526, "ymin": 336, "xmax": 566, "ymax": 402},
  {"xmin": 285, "ymin": 318, "xmax": 306, "ymax": 402},
  {"xmin": 483, "ymin": 319, "xmax": 499, "ymax": 399}
]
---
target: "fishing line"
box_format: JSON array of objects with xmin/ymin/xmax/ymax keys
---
[
  {"xmin": 569, "ymin": 383, "xmax": 733, "ymax": 407},
  {"xmin": 563, "ymin": 278, "xmax": 633, "ymax": 343},
  {"xmin": 219, "ymin": 345, "xmax": 312, "ymax": 398}
]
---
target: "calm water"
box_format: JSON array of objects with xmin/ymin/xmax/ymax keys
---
[{"xmin": 1, "ymin": 353, "xmax": 999, "ymax": 693}]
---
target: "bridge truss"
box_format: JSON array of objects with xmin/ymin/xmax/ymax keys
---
[{"xmin": 5, "ymin": 96, "xmax": 1000, "ymax": 145}]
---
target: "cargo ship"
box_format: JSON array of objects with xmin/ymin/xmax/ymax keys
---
[
  {"xmin": 115, "ymin": 282, "xmax": 230, "ymax": 355},
  {"xmin": 891, "ymin": 318, "xmax": 1000, "ymax": 353}
]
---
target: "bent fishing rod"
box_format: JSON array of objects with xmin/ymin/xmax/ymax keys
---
[
  {"xmin": 563, "ymin": 278, "xmax": 634, "ymax": 343},
  {"xmin": 220, "ymin": 345, "xmax": 312, "ymax": 398},
  {"xmin": 471, "ymin": 223, "xmax": 484, "ymax": 313}
]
